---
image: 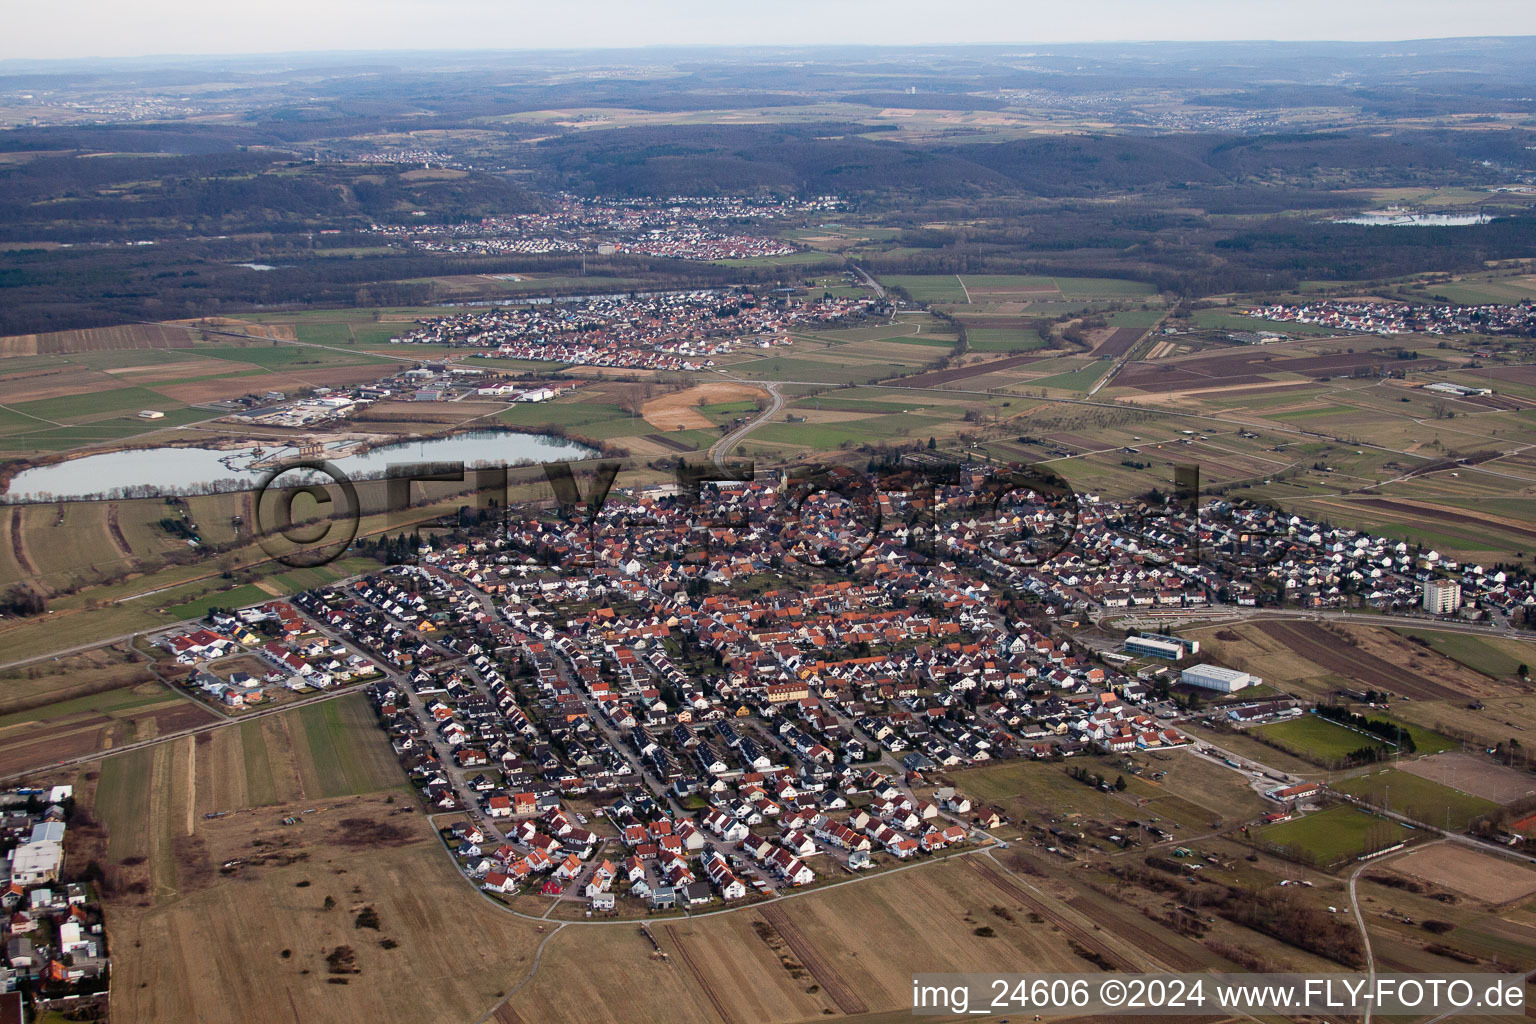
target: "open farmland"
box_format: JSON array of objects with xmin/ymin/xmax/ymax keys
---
[
  {"xmin": 0, "ymin": 681, "xmax": 215, "ymax": 777},
  {"xmin": 1251, "ymin": 620, "xmax": 1495, "ymax": 702},
  {"xmin": 1392, "ymin": 628, "xmax": 1536, "ymax": 680},
  {"xmin": 101, "ymin": 802, "xmax": 546, "ymax": 1024},
  {"xmin": 508, "ymin": 856, "xmax": 1104, "ymax": 1024},
  {"xmin": 641, "ymin": 381, "xmax": 766, "ymax": 432}
]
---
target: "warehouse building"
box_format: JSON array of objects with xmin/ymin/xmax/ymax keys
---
[{"xmin": 1181, "ymin": 663, "xmax": 1257, "ymax": 693}]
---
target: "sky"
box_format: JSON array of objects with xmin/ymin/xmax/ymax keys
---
[{"xmin": 6, "ymin": 0, "xmax": 1536, "ymax": 61}]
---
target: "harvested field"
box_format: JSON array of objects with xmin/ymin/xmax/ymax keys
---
[
  {"xmin": 964, "ymin": 860, "xmax": 1134, "ymax": 970},
  {"xmin": 0, "ymin": 323, "xmax": 200, "ymax": 356},
  {"xmin": 662, "ymin": 925, "xmax": 740, "ymax": 1024},
  {"xmin": 757, "ymin": 903, "xmax": 868, "ymax": 1014},
  {"xmin": 513, "ymin": 856, "xmax": 1096, "ymax": 1024},
  {"xmin": 1399, "ymin": 752, "xmax": 1536, "ymax": 804},
  {"xmin": 642, "ymin": 382, "xmax": 766, "ymax": 432},
  {"xmin": 1341, "ymin": 498, "xmax": 1536, "ymax": 544},
  {"xmin": 1253, "ymin": 620, "xmax": 1475, "ymax": 701},
  {"xmin": 1093, "ymin": 326, "xmax": 1146, "ymax": 359},
  {"xmin": 106, "ymin": 829, "xmax": 544, "ymax": 1024},
  {"xmin": 1390, "ymin": 844, "xmax": 1536, "ymax": 903},
  {"xmin": 893, "ymin": 353, "xmax": 1043, "ymax": 389},
  {"xmin": 645, "ymin": 433, "xmax": 699, "ymax": 452}
]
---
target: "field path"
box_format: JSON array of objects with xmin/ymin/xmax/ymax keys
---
[
  {"xmin": 662, "ymin": 924, "xmax": 736, "ymax": 1024},
  {"xmin": 970, "ymin": 856, "xmax": 1146, "ymax": 971},
  {"xmin": 185, "ymin": 737, "xmax": 196, "ymax": 836},
  {"xmin": 472, "ymin": 923, "xmax": 566, "ymax": 1024},
  {"xmin": 757, "ymin": 904, "xmax": 868, "ymax": 1014},
  {"xmin": 955, "ymin": 274, "xmax": 972, "ymax": 303},
  {"xmin": 107, "ymin": 504, "xmax": 134, "ymax": 558},
  {"xmin": 10, "ymin": 507, "xmax": 37, "ymax": 580}
]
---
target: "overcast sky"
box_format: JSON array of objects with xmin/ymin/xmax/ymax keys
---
[{"xmin": 7, "ymin": 0, "xmax": 1536, "ymax": 62}]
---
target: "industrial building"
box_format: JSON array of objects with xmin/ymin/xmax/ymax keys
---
[
  {"xmin": 1126, "ymin": 632, "xmax": 1200, "ymax": 660},
  {"xmin": 1125, "ymin": 636, "xmax": 1183, "ymax": 660},
  {"xmin": 1180, "ymin": 663, "xmax": 1256, "ymax": 693}
]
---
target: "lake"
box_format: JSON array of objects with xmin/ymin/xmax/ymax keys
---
[
  {"xmin": 1333, "ymin": 212, "xmax": 1491, "ymax": 227},
  {"xmin": 3, "ymin": 430, "xmax": 596, "ymax": 502}
]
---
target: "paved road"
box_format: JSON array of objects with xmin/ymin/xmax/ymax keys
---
[
  {"xmin": 848, "ymin": 263, "xmax": 886, "ymax": 300},
  {"xmin": 707, "ymin": 378, "xmax": 783, "ymax": 473}
]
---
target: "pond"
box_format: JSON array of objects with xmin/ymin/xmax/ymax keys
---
[
  {"xmin": 4, "ymin": 429, "xmax": 597, "ymax": 502},
  {"xmin": 1333, "ymin": 211, "xmax": 1491, "ymax": 227}
]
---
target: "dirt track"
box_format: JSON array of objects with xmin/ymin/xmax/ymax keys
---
[
  {"xmin": 662, "ymin": 924, "xmax": 735, "ymax": 1024},
  {"xmin": 965, "ymin": 860, "xmax": 1133, "ymax": 971},
  {"xmin": 10, "ymin": 507, "xmax": 36, "ymax": 580},
  {"xmin": 106, "ymin": 504, "xmax": 134, "ymax": 559},
  {"xmin": 757, "ymin": 904, "xmax": 868, "ymax": 1015}
]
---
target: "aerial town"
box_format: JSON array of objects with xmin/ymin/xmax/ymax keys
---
[
  {"xmin": 9, "ymin": 28, "xmax": 1536, "ymax": 1024},
  {"xmin": 389, "ymin": 286, "xmax": 884, "ymax": 368},
  {"xmin": 1245, "ymin": 299, "xmax": 1536, "ymax": 337},
  {"xmin": 373, "ymin": 193, "xmax": 840, "ymax": 261},
  {"xmin": 131, "ymin": 468, "xmax": 1535, "ymax": 920}
]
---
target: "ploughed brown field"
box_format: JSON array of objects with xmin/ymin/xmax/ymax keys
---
[
  {"xmin": 1116, "ymin": 347, "xmax": 1447, "ymax": 391},
  {"xmin": 893, "ymin": 353, "xmax": 1045, "ymax": 389},
  {"xmin": 1253, "ymin": 620, "xmax": 1490, "ymax": 701}
]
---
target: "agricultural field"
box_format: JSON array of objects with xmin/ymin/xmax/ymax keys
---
[
  {"xmin": 0, "ymin": 678, "xmax": 216, "ymax": 776},
  {"xmin": 508, "ymin": 855, "xmax": 1116, "ymax": 1024},
  {"xmin": 1392, "ymin": 628, "xmax": 1536, "ymax": 680},
  {"xmin": 1334, "ymin": 766, "xmax": 1499, "ymax": 830},
  {"xmin": 1252, "ymin": 804, "xmax": 1416, "ymax": 867}
]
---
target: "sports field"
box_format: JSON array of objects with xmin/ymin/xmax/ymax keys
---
[
  {"xmin": 1253, "ymin": 804, "xmax": 1416, "ymax": 866},
  {"xmin": 1251, "ymin": 716, "xmax": 1383, "ymax": 766},
  {"xmin": 1334, "ymin": 767, "xmax": 1498, "ymax": 830}
]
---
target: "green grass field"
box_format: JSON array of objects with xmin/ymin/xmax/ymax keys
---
[
  {"xmin": 1391, "ymin": 628, "xmax": 1536, "ymax": 679},
  {"xmin": 965, "ymin": 328, "xmax": 1048, "ymax": 353},
  {"xmin": 1029, "ymin": 360, "xmax": 1109, "ymax": 392},
  {"xmin": 1334, "ymin": 768, "xmax": 1498, "ymax": 830},
  {"xmin": 293, "ymin": 693, "xmax": 407, "ymax": 799},
  {"xmin": 881, "ymin": 275, "xmax": 969, "ymax": 304},
  {"xmin": 1054, "ymin": 276, "xmax": 1159, "ymax": 299},
  {"xmin": 167, "ymin": 584, "xmax": 272, "ymax": 620},
  {"xmin": 1254, "ymin": 804, "xmax": 1416, "ymax": 866},
  {"xmin": 9, "ymin": 386, "xmax": 187, "ymax": 423},
  {"xmin": 1252, "ymin": 715, "xmax": 1384, "ymax": 765}
]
